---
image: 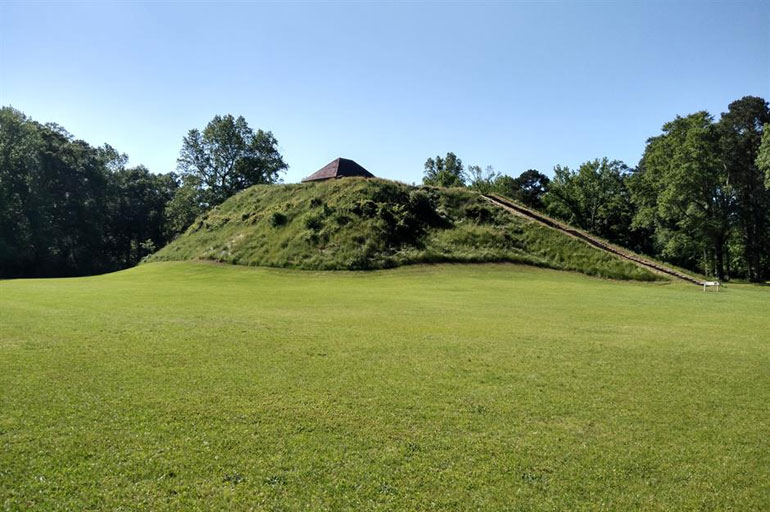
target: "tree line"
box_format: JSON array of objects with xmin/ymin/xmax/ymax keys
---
[
  {"xmin": 0, "ymin": 109, "xmax": 286, "ymax": 278},
  {"xmin": 423, "ymin": 96, "xmax": 770, "ymax": 282},
  {"xmin": 2, "ymin": 96, "xmax": 768, "ymax": 281}
]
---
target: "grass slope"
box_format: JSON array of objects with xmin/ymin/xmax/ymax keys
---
[
  {"xmin": 1, "ymin": 262, "xmax": 768, "ymax": 510},
  {"xmin": 149, "ymin": 178, "xmax": 657, "ymax": 281}
]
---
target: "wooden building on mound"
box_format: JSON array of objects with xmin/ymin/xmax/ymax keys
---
[{"xmin": 301, "ymin": 158, "xmax": 375, "ymax": 182}]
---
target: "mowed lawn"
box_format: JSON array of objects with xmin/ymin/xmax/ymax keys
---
[{"xmin": 1, "ymin": 263, "xmax": 768, "ymax": 511}]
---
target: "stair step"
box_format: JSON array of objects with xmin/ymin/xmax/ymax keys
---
[{"xmin": 483, "ymin": 194, "xmax": 703, "ymax": 286}]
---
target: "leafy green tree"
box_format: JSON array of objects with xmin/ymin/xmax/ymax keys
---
[
  {"xmin": 488, "ymin": 170, "xmax": 550, "ymax": 210},
  {"xmin": 489, "ymin": 175, "xmax": 517, "ymax": 198},
  {"xmin": 98, "ymin": 143, "xmax": 129, "ymax": 172},
  {"xmin": 423, "ymin": 152, "xmax": 466, "ymax": 187},
  {"xmin": 0, "ymin": 107, "xmax": 179, "ymax": 277},
  {"xmin": 33, "ymin": 125, "xmax": 110, "ymax": 275},
  {"xmin": 164, "ymin": 174, "xmax": 207, "ymax": 235},
  {"xmin": 0, "ymin": 112, "xmax": 112, "ymax": 277},
  {"xmin": 759, "ymin": 124, "xmax": 770, "ymax": 277},
  {"xmin": 467, "ymin": 165, "xmax": 499, "ymax": 194},
  {"xmin": 107, "ymin": 166, "xmax": 177, "ymax": 266},
  {"xmin": 0, "ymin": 108, "xmax": 39, "ymax": 276},
  {"xmin": 718, "ymin": 96, "xmax": 770, "ymax": 281},
  {"xmin": 513, "ymin": 170, "xmax": 550, "ymax": 209},
  {"xmin": 632, "ymin": 112, "xmax": 732, "ymax": 279},
  {"xmin": 758, "ymin": 123, "xmax": 770, "ymax": 189},
  {"xmin": 515, "ymin": 170, "xmax": 550, "ymax": 209},
  {"xmin": 177, "ymin": 114, "xmax": 287, "ymax": 207},
  {"xmin": 544, "ymin": 158, "xmax": 635, "ymax": 246}
]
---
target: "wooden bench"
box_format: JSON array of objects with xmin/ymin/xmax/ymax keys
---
[{"xmin": 703, "ymin": 281, "xmax": 720, "ymax": 292}]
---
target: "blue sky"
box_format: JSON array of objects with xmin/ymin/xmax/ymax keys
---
[{"xmin": 1, "ymin": 1, "xmax": 767, "ymax": 184}]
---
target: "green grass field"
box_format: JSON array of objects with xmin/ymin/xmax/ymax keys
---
[{"xmin": 1, "ymin": 262, "xmax": 768, "ymax": 510}]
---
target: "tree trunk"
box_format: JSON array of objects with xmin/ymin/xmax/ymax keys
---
[
  {"xmin": 715, "ymin": 241, "xmax": 725, "ymax": 281},
  {"xmin": 753, "ymin": 219, "xmax": 764, "ymax": 282}
]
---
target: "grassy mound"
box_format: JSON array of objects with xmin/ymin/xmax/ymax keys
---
[{"xmin": 149, "ymin": 178, "xmax": 658, "ymax": 280}]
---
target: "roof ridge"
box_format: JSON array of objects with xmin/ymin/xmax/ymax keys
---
[{"xmin": 301, "ymin": 158, "xmax": 374, "ymax": 182}]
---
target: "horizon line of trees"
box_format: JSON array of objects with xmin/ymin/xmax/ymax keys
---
[
  {"xmin": 0, "ymin": 109, "xmax": 286, "ymax": 278},
  {"xmin": 422, "ymin": 96, "xmax": 770, "ymax": 282},
  {"xmin": 2, "ymin": 95, "xmax": 768, "ymax": 281}
]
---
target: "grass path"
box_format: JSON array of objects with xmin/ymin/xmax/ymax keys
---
[{"xmin": 1, "ymin": 263, "xmax": 768, "ymax": 510}]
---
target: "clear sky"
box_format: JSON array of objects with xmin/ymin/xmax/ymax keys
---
[{"xmin": 1, "ymin": 1, "xmax": 768, "ymax": 184}]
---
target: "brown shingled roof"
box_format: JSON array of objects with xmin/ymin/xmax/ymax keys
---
[{"xmin": 301, "ymin": 158, "xmax": 374, "ymax": 182}]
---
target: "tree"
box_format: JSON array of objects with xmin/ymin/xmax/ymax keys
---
[
  {"xmin": 0, "ymin": 111, "xmax": 114, "ymax": 277},
  {"xmin": 99, "ymin": 143, "xmax": 129, "ymax": 172},
  {"xmin": 177, "ymin": 114, "xmax": 287, "ymax": 207},
  {"xmin": 0, "ymin": 107, "xmax": 179, "ymax": 278},
  {"xmin": 489, "ymin": 174, "xmax": 518, "ymax": 198},
  {"xmin": 488, "ymin": 169, "xmax": 550, "ymax": 209},
  {"xmin": 164, "ymin": 174, "xmax": 207, "ymax": 235},
  {"xmin": 423, "ymin": 152, "xmax": 465, "ymax": 187},
  {"xmin": 106, "ymin": 166, "xmax": 177, "ymax": 266},
  {"xmin": 718, "ymin": 96, "xmax": 770, "ymax": 282},
  {"xmin": 758, "ymin": 123, "xmax": 770, "ymax": 189},
  {"xmin": 758, "ymin": 123, "xmax": 770, "ymax": 279},
  {"xmin": 467, "ymin": 165, "xmax": 499, "ymax": 194},
  {"xmin": 513, "ymin": 170, "xmax": 550, "ymax": 209},
  {"xmin": 0, "ymin": 107, "xmax": 41, "ymax": 277},
  {"xmin": 544, "ymin": 158, "xmax": 635, "ymax": 246},
  {"xmin": 632, "ymin": 112, "xmax": 732, "ymax": 279}
]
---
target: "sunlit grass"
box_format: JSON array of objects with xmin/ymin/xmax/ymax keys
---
[{"xmin": 1, "ymin": 262, "xmax": 767, "ymax": 510}]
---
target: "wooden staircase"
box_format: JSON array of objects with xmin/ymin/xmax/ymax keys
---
[{"xmin": 483, "ymin": 194, "xmax": 704, "ymax": 285}]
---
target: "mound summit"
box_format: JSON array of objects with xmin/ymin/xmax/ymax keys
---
[
  {"xmin": 301, "ymin": 157, "xmax": 375, "ymax": 182},
  {"xmin": 148, "ymin": 178, "xmax": 658, "ymax": 281}
]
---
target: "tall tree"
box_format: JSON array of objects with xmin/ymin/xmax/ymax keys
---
[
  {"xmin": 467, "ymin": 165, "xmax": 499, "ymax": 194},
  {"xmin": 107, "ymin": 166, "xmax": 177, "ymax": 266},
  {"xmin": 544, "ymin": 158, "xmax": 635, "ymax": 246},
  {"xmin": 758, "ymin": 123, "xmax": 770, "ymax": 190},
  {"xmin": 164, "ymin": 174, "xmax": 207, "ymax": 236},
  {"xmin": 0, "ymin": 107, "xmax": 41, "ymax": 276},
  {"xmin": 632, "ymin": 112, "xmax": 732, "ymax": 279},
  {"xmin": 718, "ymin": 96, "xmax": 770, "ymax": 282},
  {"xmin": 489, "ymin": 169, "xmax": 550, "ymax": 209},
  {"xmin": 489, "ymin": 174, "xmax": 518, "ymax": 199},
  {"xmin": 0, "ymin": 110, "xmax": 113, "ymax": 277},
  {"xmin": 177, "ymin": 114, "xmax": 287, "ymax": 207},
  {"xmin": 513, "ymin": 169, "xmax": 550, "ymax": 209},
  {"xmin": 758, "ymin": 122, "xmax": 770, "ymax": 279},
  {"xmin": 0, "ymin": 107, "xmax": 180, "ymax": 278},
  {"xmin": 423, "ymin": 152, "xmax": 465, "ymax": 187}
]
